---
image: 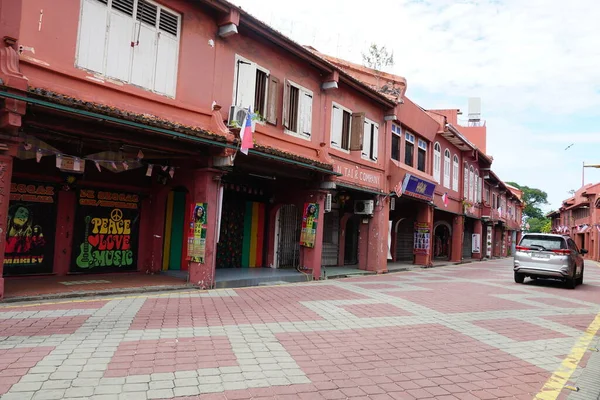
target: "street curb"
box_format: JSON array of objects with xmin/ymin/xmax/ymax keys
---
[{"xmin": 0, "ymin": 284, "xmax": 193, "ymax": 304}]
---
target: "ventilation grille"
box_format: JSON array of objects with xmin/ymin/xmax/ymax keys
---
[
  {"xmin": 159, "ymin": 9, "xmax": 178, "ymax": 36},
  {"xmin": 112, "ymin": 0, "xmax": 134, "ymax": 15},
  {"xmin": 136, "ymin": 0, "xmax": 157, "ymax": 25}
]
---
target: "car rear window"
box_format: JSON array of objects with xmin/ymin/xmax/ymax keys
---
[{"xmin": 520, "ymin": 235, "xmax": 566, "ymax": 250}]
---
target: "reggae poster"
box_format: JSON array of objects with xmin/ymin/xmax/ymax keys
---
[
  {"xmin": 71, "ymin": 189, "xmax": 140, "ymax": 273},
  {"xmin": 4, "ymin": 182, "xmax": 57, "ymax": 276},
  {"xmin": 300, "ymin": 203, "xmax": 319, "ymax": 248},
  {"xmin": 187, "ymin": 202, "xmax": 207, "ymax": 263}
]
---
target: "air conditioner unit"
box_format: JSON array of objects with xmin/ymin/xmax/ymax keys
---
[
  {"xmin": 354, "ymin": 200, "xmax": 374, "ymax": 215},
  {"xmin": 228, "ymin": 105, "xmax": 249, "ymax": 128},
  {"xmin": 324, "ymin": 193, "xmax": 332, "ymax": 213}
]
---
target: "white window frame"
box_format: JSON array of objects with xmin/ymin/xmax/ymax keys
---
[
  {"xmin": 404, "ymin": 132, "xmax": 415, "ymax": 167},
  {"xmin": 433, "ymin": 142, "xmax": 441, "ymax": 183},
  {"xmin": 469, "ymin": 165, "xmax": 475, "ymax": 202},
  {"xmin": 75, "ymin": 0, "xmax": 181, "ymax": 97},
  {"xmin": 391, "ymin": 124, "xmax": 402, "ymax": 161},
  {"xmin": 443, "ymin": 149, "xmax": 451, "ymax": 189},
  {"xmin": 284, "ymin": 80, "xmax": 313, "ymax": 140},
  {"xmin": 475, "ymin": 169, "xmax": 481, "ymax": 203},
  {"xmin": 417, "ymin": 139, "xmax": 427, "ymax": 172},
  {"xmin": 362, "ymin": 118, "xmax": 380, "ymax": 162},
  {"xmin": 452, "ymin": 154, "xmax": 459, "ymax": 191},
  {"xmin": 330, "ymin": 101, "xmax": 352, "ymax": 152},
  {"xmin": 463, "ymin": 163, "xmax": 469, "ymax": 199},
  {"xmin": 232, "ymin": 55, "xmax": 271, "ymax": 118}
]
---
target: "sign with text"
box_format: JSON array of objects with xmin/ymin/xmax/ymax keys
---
[
  {"xmin": 71, "ymin": 189, "xmax": 140, "ymax": 273},
  {"xmin": 472, "ymin": 233, "xmax": 481, "ymax": 254},
  {"xmin": 413, "ymin": 222, "xmax": 430, "ymax": 255},
  {"xmin": 402, "ymin": 174, "xmax": 436, "ymax": 201},
  {"xmin": 187, "ymin": 203, "xmax": 207, "ymax": 263},
  {"xmin": 4, "ymin": 182, "xmax": 57, "ymax": 276},
  {"xmin": 333, "ymin": 158, "xmax": 384, "ymax": 190},
  {"xmin": 300, "ymin": 203, "xmax": 319, "ymax": 248}
]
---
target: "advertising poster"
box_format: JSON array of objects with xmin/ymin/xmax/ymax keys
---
[
  {"xmin": 187, "ymin": 202, "xmax": 207, "ymax": 263},
  {"xmin": 4, "ymin": 182, "xmax": 57, "ymax": 276},
  {"xmin": 71, "ymin": 189, "xmax": 140, "ymax": 273},
  {"xmin": 300, "ymin": 202, "xmax": 319, "ymax": 248},
  {"xmin": 413, "ymin": 222, "xmax": 430, "ymax": 255}
]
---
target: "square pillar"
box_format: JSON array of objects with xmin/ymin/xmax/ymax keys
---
[
  {"xmin": 300, "ymin": 191, "xmax": 325, "ymax": 280},
  {"xmin": 450, "ymin": 215, "xmax": 464, "ymax": 263},
  {"xmin": 415, "ymin": 204, "xmax": 434, "ymax": 266},
  {"xmin": 472, "ymin": 219, "xmax": 483, "ymax": 260},
  {"xmin": 188, "ymin": 169, "xmax": 222, "ymax": 289},
  {"xmin": 0, "ymin": 151, "xmax": 15, "ymax": 299},
  {"xmin": 365, "ymin": 196, "xmax": 389, "ymax": 273}
]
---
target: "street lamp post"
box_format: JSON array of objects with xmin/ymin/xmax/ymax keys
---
[{"xmin": 582, "ymin": 162, "xmax": 600, "ymax": 187}]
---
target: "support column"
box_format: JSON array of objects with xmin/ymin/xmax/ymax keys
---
[
  {"xmin": 472, "ymin": 219, "xmax": 483, "ymax": 260},
  {"xmin": 415, "ymin": 204, "xmax": 433, "ymax": 266},
  {"xmin": 300, "ymin": 191, "xmax": 325, "ymax": 280},
  {"xmin": 188, "ymin": 169, "xmax": 222, "ymax": 289},
  {"xmin": 0, "ymin": 149, "xmax": 15, "ymax": 299},
  {"xmin": 365, "ymin": 196, "xmax": 390, "ymax": 273},
  {"xmin": 450, "ymin": 215, "xmax": 464, "ymax": 263}
]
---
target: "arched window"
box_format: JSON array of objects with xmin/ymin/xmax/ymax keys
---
[
  {"xmin": 463, "ymin": 163, "xmax": 469, "ymax": 199},
  {"xmin": 475, "ymin": 169, "xmax": 481, "ymax": 202},
  {"xmin": 452, "ymin": 155, "xmax": 459, "ymax": 191},
  {"xmin": 433, "ymin": 143, "xmax": 441, "ymax": 183},
  {"xmin": 443, "ymin": 149, "xmax": 451, "ymax": 189},
  {"xmin": 469, "ymin": 166, "xmax": 475, "ymax": 202}
]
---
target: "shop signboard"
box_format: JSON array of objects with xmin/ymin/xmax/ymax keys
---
[
  {"xmin": 413, "ymin": 222, "xmax": 430, "ymax": 255},
  {"xmin": 4, "ymin": 181, "xmax": 57, "ymax": 275},
  {"xmin": 187, "ymin": 202, "xmax": 207, "ymax": 263},
  {"xmin": 71, "ymin": 189, "xmax": 140, "ymax": 273},
  {"xmin": 402, "ymin": 174, "xmax": 436, "ymax": 202},
  {"xmin": 300, "ymin": 203, "xmax": 319, "ymax": 248}
]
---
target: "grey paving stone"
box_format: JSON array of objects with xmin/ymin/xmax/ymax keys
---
[
  {"xmin": 64, "ymin": 386, "xmax": 95, "ymax": 398},
  {"xmin": 32, "ymin": 389, "xmax": 67, "ymax": 400},
  {"xmin": 174, "ymin": 386, "xmax": 200, "ymax": 397},
  {"xmin": 174, "ymin": 377, "xmax": 199, "ymax": 387},
  {"xmin": 94, "ymin": 385, "xmax": 123, "ymax": 395},
  {"xmin": 126, "ymin": 375, "xmax": 151, "ymax": 384},
  {"xmin": 122, "ymin": 383, "xmax": 149, "ymax": 392},
  {"xmin": 11, "ymin": 381, "xmax": 43, "ymax": 391},
  {"xmin": 149, "ymin": 373, "xmax": 174, "ymax": 381},
  {"xmin": 146, "ymin": 389, "xmax": 174, "ymax": 399},
  {"xmin": 149, "ymin": 380, "xmax": 174, "ymax": 390}
]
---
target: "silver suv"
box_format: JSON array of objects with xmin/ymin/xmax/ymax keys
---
[{"xmin": 513, "ymin": 233, "xmax": 587, "ymax": 289}]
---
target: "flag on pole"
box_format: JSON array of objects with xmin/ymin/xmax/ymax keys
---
[
  {"xmin": 394, "ymin": 181, "xmax": 403, "ymax": 197},
  {"xmin": 442, "ymin": 192, "xmax": 449, "ymax": 208},
  {"xmin": 240, "ymin": 107, "xmax": 254, "ymax": 155}
]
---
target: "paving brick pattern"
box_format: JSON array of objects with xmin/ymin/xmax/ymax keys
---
[{"xmin": 0, "ymin": 258, "xmax": 599, "ymax": 399}]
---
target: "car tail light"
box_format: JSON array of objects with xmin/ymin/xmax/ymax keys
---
[
  {"xmin": 516, "ymin": 246, "xmax": 530, "ymax": 251},
  {"xmin": 551, "ymin": 249, "xmax": 571, "ymax": 255}
]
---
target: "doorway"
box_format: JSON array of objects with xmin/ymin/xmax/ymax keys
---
[
  {"xmin": 275, "ymin": 204, "xmax": 300, "ymax": 268},
  {"xmin": 434, "ymin": 223, "xmax": 451, "ymax": 259},
  {"xmin": 344, "ymin": 216, "xmax": 359, "ymax": 265},
  {"xmin": 162, "ymin": 188, "xmax": 189, "ymax": 271}
]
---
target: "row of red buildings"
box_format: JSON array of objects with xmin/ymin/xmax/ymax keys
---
[
  {"xmin": 549, "ymin": 184, "xmax": 600, "ymax": 261},
  {"xmin": 0, "ymin": 0, "xmax": 523, "ymax": 298}
]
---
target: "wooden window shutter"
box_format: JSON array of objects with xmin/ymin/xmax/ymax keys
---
[
  {"xmin": 282, "ymin": 80, "xmax": 291, "ymax": 129},
  {"xmin": 266, "ymin": 76, "xmax": 279, "ymax": 125},
  {"xmin": 350, "ymin": 112, "xmax": 365, "ymax": 151}
]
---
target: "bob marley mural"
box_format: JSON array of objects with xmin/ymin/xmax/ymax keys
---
[{"xmin": 4, "ymin": 182, "xmax": 57, "ymax": 275}]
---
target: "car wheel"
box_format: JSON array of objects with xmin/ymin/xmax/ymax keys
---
[
  {"xmin": 576, "ymin": 266, "xmax": 584, "ymax": 286},
  {"xmin": 514, "ymin": 272, "xmax": 525, "ymax": 284},
  {"xmin": 566, "ymin": 268, "xmax": 577, "ymax": 289}
]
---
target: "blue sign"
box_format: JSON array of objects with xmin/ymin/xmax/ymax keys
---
[{"xmin": 402, "ymin": 174, "xmax": 436, "ymax": 201}]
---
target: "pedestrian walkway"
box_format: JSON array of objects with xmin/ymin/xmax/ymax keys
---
[{"xmin": 0, "ymin": 258, "xmax": 598, "ymax": 399}]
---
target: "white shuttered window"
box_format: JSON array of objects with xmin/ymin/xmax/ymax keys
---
[
  {"xmin": 443, "ymin": 149, "xmax": 451, "ymax": 189},
  {"xmin": 433, "ymin": 143, "xmax": 441, "ymax": 183},
  {"xmin": 361, "ymin": 119, "xmax": 379, "ymax": 162},
  {"xmin": 76, "ymin": 0, "xmax": 180, "ymax": 97},
  {"xmin": 452, "ymin": 155, "xmax": 459, "ymax": 191}
]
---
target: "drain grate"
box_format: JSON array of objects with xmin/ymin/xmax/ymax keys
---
[{"xmin": 59, "ymin": 280, "xmax": 111, "ymax": 286}]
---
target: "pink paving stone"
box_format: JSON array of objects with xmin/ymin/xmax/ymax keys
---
[
  {"xmin": 387, "ymin": 282, "xmax": 538, "ymax": 313},
  {"xmin": 0, "ymin": 346, "xmax": 55, "ymax": 395},
  {"xmin": 0, "ymin": 300, "xmax": 109, "ymax": 312},
  {"xmin": 130, "ymin": 285, "xmax": 366, "ymax": 330},
  {"xmin": 105, "ymin": 336, "xmax": 238, "ymax": 377},
  {"xmin": 524, "ymin": 282, "xmax": 600, "ymax": 304},
  {"xmin": 472, "ymin": 318, "xmax": 569, "ymax": 341},
  {"xmin": 0, "ymin": 315, "xmax": 90, "ymax": 336},
  {"xmin": 276, "ymin": 324, "xmax": 549, "ymax": 398},
  {"xmin": 543, "ymin": 314, "xmax": 599, "ymax": 331},
  {"xmin": 341, "ymin": 303, "xmax": 413, "ymax": 318}
]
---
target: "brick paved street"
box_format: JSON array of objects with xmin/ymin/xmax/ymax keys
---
[{"xmin": 1, "ymin": 259, "xmax": 599, "ymax": 400}]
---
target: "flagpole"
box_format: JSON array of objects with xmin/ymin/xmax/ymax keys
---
[{"xmin": 582, "ymin": 161, "xmax": 585, "ymax": 187}]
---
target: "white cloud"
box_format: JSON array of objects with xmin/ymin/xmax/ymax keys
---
[{"xmin": 231, "ymin": 0, "xmax": 600, "ymax": 209}]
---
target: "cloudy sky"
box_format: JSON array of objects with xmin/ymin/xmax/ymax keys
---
[{"xmin": 232, "ymin": 0, "xmax": 600, "ymax": 211}]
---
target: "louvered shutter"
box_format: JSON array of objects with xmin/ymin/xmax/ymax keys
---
[
  {"xmin": 77, "ymin": 0, "xmax": 108, "ymax": 73},
  {"xmin": 106, "ymin": 0, "xmax": 135, "ymax": 81},
  {"xmin": 331, "ymin": 105, "xmax": 343, "ymax": 146}
]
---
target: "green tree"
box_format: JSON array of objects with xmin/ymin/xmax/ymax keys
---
[
  {"xmin": 362, "ymin": 43, "xmax": 394, "ymax": 72},
  {"xmin": 541, "ymin": 219, "xmax": 552, "ymax": 233},
  {"xmin": 506, "ymin": 182, "xmax": 549, "ymax": 220},
  {"xmin": 527, "ymin": 217, "xmax": 549, "ymax": 233}
]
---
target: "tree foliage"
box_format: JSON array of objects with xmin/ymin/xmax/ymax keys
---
[
  {"xmin": 527, "ymin": 217, "xmax": 549, "ymax": 233},
  {"xmin": 506, "ymin": 182, "xmax": 549, "ymax": 220},
  {"xmin": 362, "ymin": 43, "xmax": 394, "ymax": 72}
]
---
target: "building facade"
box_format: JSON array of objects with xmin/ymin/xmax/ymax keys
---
[{"xmin": 0, "ymin": 0, "xmax": 522, "ymax": 298}]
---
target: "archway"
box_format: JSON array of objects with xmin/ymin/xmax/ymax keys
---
[
  {"xmin": 434, "ymin": 221, "xmax": 451, "ymax": 260},
  {"xmin": 395, "ymin": 217, "xmax": 415, "ymax": 261}
]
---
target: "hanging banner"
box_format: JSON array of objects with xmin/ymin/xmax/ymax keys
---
[
  {"xmin": 413, "ymin": 222, "xmax": 430, "ymax": 255},
  {"xmin": 4, "ymin": 182, "xmax": 57, "ymax": 276},
  {"xmin": 71, "ymin": 189, "xmax": 140, "ymax": 273},
  {"xmin": 187, "ymin": 203, "xmax": 207, "ymax": 263},
  {"xmin": 300, "ymin": 203, "xmax": 319, "ymax": 248}
]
